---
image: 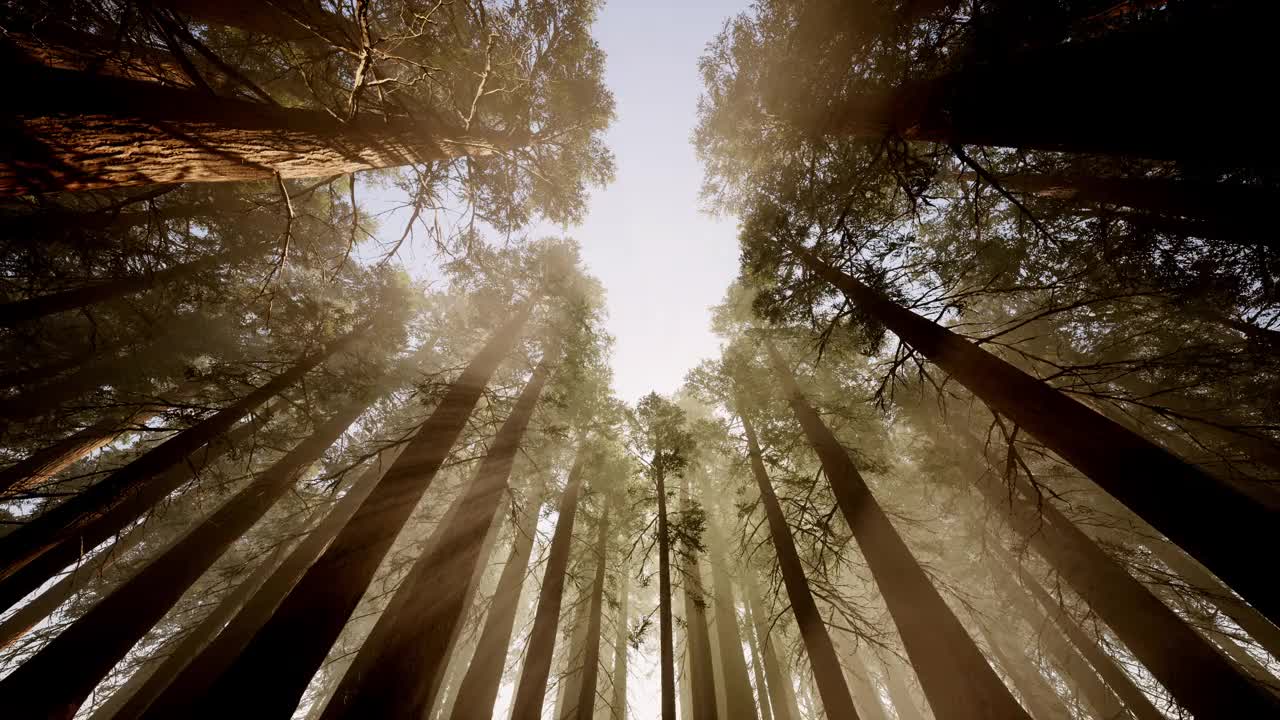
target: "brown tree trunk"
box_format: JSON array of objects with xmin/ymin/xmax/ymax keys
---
[
  {"xmin": 575, "ymin": 507, "xmax": 612, "ymax": 720},
  {"xmin": 0, "ymin": 388, "xmax": 380, "ymax": 718},
  {"xmin": 680, "ymin": 479, "xmax": 719, "ymax": 720},
  {"xmin": 556, "ymin": 588, "xmax": 593, "ymax": 720},
  {"xmin": 185, "ymin": 305, "xmax": 531, "ymax": 718},
  {"xmin": 0, "ymin": 251, "xmax": 234, "ymax": 327},
  {"xmin": 971, "ymin": 464, "xmax": 1273, "ymax": 717},
  {"xmin": 705, "ymin": 522, "xmax": 758, "ymax": 720},
  {"xmin": 765, "ymin": 343, "xmax": 1029, "ymax": 720},
  {"xmin": 4, "ymin": 60, "xmax": 520, "ymax": 195},
  {"xmin": 0, "ymin": 379, "xmax": 205, "ymax": 496},
  {"xmin": 445, "ymin": 486, "xmax": 543, "ymax": 719},
  {"xmin": 738, "ymin": 405, "xmax": 860, "ymax": 719},
  {"xmin": 743, "ymin": 580, "xmax": 801, "ymax": 720},
  {"xmin": 0, "ymin": 328, "xmax": 361, "ymax": 594},
  {"xmin": 654, "ymin": 460, "xmax": 677, "ymax": 720},
  {"xmin": 611, "ymin": 567, "xmax": 629, "ymax": 720},
  {"xmin": 790, "ymin": 243, "xmax": 1280, "ymax": 627},
  {"xmin": 0, "ymin": 399, "xmax": 280, "ymax": 615},
  {"xmin": 509, "ymin": 447, "xmax": 589, "ymax": 720},
  {"xmin": 320, "ymin": 356, "xmax": 553, "ymax": 719}
]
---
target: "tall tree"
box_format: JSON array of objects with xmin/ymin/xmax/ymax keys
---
[
  {"xmin": 575, "ymin": 506, "xmax": 612, "ymax": 720},
  {"xmin": 610, "ymin": 562, "xmax": 630, "ymax": 720}
]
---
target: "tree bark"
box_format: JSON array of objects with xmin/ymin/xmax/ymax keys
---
[
  {"xmin": 971, "ymin": 463, "xmax": 1274, "ymax": 718},
  {"xmin": 184, "ymin": 306, "xmax": 530, "ymax": 718},
  {"xmin": 0, "ymin": 399, "xmax": 280, "ymax": 615},
  {"xmin": 610, "ymin": 566, "xmax": 629, "ymax": 720},
  {"xmin": 738, "ymin": 404, "xmax": 860, "ymax": 719},
  {"xmin": 705, "ymin": 521, "xmax": 758, "ymax": 720},
  {"xmin": 0, "ymin": 386, "xmax": 381, "ymax": 718},
  {"xmin": 790, "ymin": 242, "xmax": 1280, "ymax": 628},
  {"xmin": 574, "ymin": 507, "xmax": 612, "ymax": 720},
  {"xmin": 509, "ymin": 446, "xmax": 589, "ymax": 720},
  {"xmin": 0, "ymin": 327, "xmax": 361, "ymax": 594},
  {"xmin": 4, "ymin": 58, "xmax": 521, "ymax": 195},
  {"xmin": 320, "ymin": 355, "xmax": 553, "ymax": 719},
  {"xmin": 131, "ymin": 442, "xmax": 397, "ymax": 720},
  {"xmin": 766, "ymin": 342, "xmax": 1029, "ymax": 720}
]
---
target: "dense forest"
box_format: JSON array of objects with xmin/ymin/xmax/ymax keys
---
[{"xmin": 0, "ymin": 1, "xmax": 1277, "ymax": 719}]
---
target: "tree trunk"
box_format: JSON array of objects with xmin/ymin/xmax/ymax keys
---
[
  {"xmin": 0, "ymin": 399, "xmax": 279, "ymax": 615},
  {"xmin": 0, "ymin": 387, "xmax": 380, "ymax": 718},
  {"xmin": 744, "ymin": 573, "xmax": 801, "ymax": 720},
  {"xmin": 556, "ymin": 589, "xmax": 593, "ymax": 720},
  {"xmin": 509, "ymin": 447, "xmax": 589, "ymax": 720},
  {"xmin": 131, "ymin": 442, "xmax": 397, "ymax": 720},
  {"xmin": 971, "ymin": 464, "xmax": 1274, "ymax": 717},
  {"xmin": 654, "ymin": 460, "xmax": 677, "ymax": 720},
  {"xmin": 0, "ymin": 379, "xmax": 205, "ymax": 496},
  {"xmin": 4, "ymin": 59, "xmax": 521, "ymax": 195},
  {"xmin": 705, "ymin": 521, "xmax": 758, "ymax": 720},
  {"xmin": 185, "ymin": 306, "xmax": 531, "ymax": 718},
  {"xmin": 765, "ymin": 342, "xmax": 1029, "ymax": 720},
  {"xmin": 0, "ymin": 328, "xmax": 361, "ymax": 594},
  {"xmin": 738, "ymin": 405, "xmax": 860, "ymax": 719},
  {"xmin": 680, "ymin": 479, "xmax": 719, "ymax": 720},
  {"xmin": 0, "ymin": 251, "xmax": 234, "ymax": 327},
  {"xmin": 90, "ymin": 538, "xmax": 294, "ymax": 720},
  {"xmin": 320, "ymin": 356, "xmax": 553, "ymax": 719},
  {"xmin": 610, "ymin": 567, "xmax": 629, "ymax": 720},
  {"xmin": 743, "ymin": 602, "xmax": 774, "ymax": 720},
  {"xmin": 575, "ymin": 508, "xmax": 612, "ymax": 720},
  {"xmin": 447, "ymin": 490, "xmax": 545, "ymax": 720},
  {"xmin": 975, "ymin": 624, "xmax": 1072, "ymax": 720},
  {"xmin": 790, "ymin": 243, "xmax": 1280, "ymax": 627}
]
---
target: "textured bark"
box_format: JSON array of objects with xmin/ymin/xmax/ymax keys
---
[
  {"xmin": 738, "ymin": 406, "xmax": 859, "ymax": 719},
  {"xmin": 766, "ymin": 342, "xmax": 1028, "ymax": 720},
  {"xmin": 976, "ymin": 625, "xmax": 1072, "ymax": 720},
  {"xmin": 509, "ymin": 447, "xmax": 588, "ymax": 720},
  {"xmin": 90, "ymin": 539, "xmax": 294, "ymax": 720},
  {"xmin": 972, "ymin": 467, "xmax": 1274, "ymax": 718},
  {"xmin": 0, "ymin": 379, "xmax": 205, "ymax": 496},
  {"xmin": 680, "ymin": 479, "xmax": 718, "ymax": 720},
  {"xmin": 0, "ymin": 328, "xmax": 360, "ymax": 594},
  {"xmin": 5, "ymin": 60, "xmax": 520, "ymax": 195},
  {"xmin": 0, "ymin": 400, "xmax": 279, "ymax": 615},
  {"xmin": 791, "ymin": 244, "xmax": 1280, "ymax": 628},
  {"xmin": 446, "ymin": 488, "xmax": 543, "ymax": 720},
  {"xmin": 610, "ymin": 568, "xmax": 629, "ymax": 720},
  {"xmin": 0, "ymin": 251, "xmax": 233, "ymax": 327},
  {"xmin": 187, "ymin": 306, "xmax": 530, "ymax": 718},
  {"xmin": 321, "ymin": 357, "xmax": 552, "ymax": 719},
  {"xmin": 0, "ymin": 388, "xmax": 380, "ymax": 718},
  {"xmin": 705, "ymin": 522, "xmax": 757, "ymax": 720},
  {"xmin": 132, "ymin": 444, "xmax": 396, "ymax": 720},
  {"xmin": 575, "ymin": 508, "xmax": 612, "ymax": 720}
]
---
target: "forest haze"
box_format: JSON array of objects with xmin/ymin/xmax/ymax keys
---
[{"xmin": 0, "ymin": 1, "xmax": 1277, "ymax": 719}]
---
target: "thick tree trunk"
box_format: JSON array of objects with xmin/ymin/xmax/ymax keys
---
[
  {"xmin": 742, "ymin": 604, "xmax": 774, "ymax": 720},
  {"xmin": 0, "ymin": 252, "xmax": 233, "ymax": 327},
  {"xmin": 654, "ymin": 462, "xmax": 677, "ymax": 720},
  {"xmin": 790, "ymin": 243, "xmax": 1280, "ymax": 627},
  {"xmin": 766, "ymin": 342, "xmax": 1029, "ymax": 720},
  {"xmin": 131, "ymin": 443, "xmax": 396, "ymax": 720},
  {"xmin": 705, "ymin": 522, "xmax": 757, "ymax": 720},
  {"xmin": 320, "ymin": 356, "xmax": 553, "ymax": 719},
  {"xmin": 90, "ymin": 538, "xmax": 294, "ymax": 720},
  {"xmin": 0, "ymin": 328, "xmax": 360, "ymax": 593},
  {"xmin": 0, "ymin": 379, "xmax": 204, "ymax": 496},
  {"xmin": 447, "ymin": 491, "xmax": 544, "ymax": 720},
  {"xmin": 4, "ymin": 59, "xmax": 520, "ymax": 195},
  {"xmin": 971, "ymin": 463, "xmax": 1274, "ymax": 717},
  {"xmin": 680, "ymin": 478, "xmax": 719, "ymax": 720},
  {"xmin": 575, "ymin": 508, "xmax": 611, "ymax": 720},
  {"xmin": 509, "ymin": 448, "xmax": 588, "ymax": 720},
  {"xmin": 744, "ymin": 572, "xmax": 801, "ymax": 720},
  {"xmin": 610, "ymin": 568, "xmax": 629, "ymax": 720},
  {"xmin": 0, "ymin": 399, "xmax": 279, "ymax": 615},
  {"xmin": 0, "ymin": 387, "xmax": 380, "ymax": 718},
  {"xmin": 185, "ymin": 306, "xmax": 530, "ymax": 718},
  {"xmin": 738, "ymin": 406, "xmax": 860, "ymax": 719}
]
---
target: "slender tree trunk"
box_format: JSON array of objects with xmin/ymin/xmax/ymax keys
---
[
  {"xmin": 738, "ymin": 405, "xmax": 860, "ymax": 719},
  {"xmin": 185, "ymin": 306, "xmax": 531, "ymax": 718},
  {"xmin": 320, "ymin": 356, "xmax": 553, "ymax": 719},
  {"xmin": 0, "ymin": 328, "xmax": 360, "ymax": 593},
  {"xmin": 0, "ymin": 379, "xmax": 205, "ymax": 496},
  {"xmin": 133, "ymin": 442, "xmax": 397, "ymax": 720},
  {"xmin": 611, "ymin": 567, "xmax": 629, "ymax": 720},
  {"xmin": 448, "ymin": 491, "xmax": 545, "ymax": 720},
  {"xmin": 556, "ymin": 590, "xmax": 593, "ymax": 720},
  {"xmin": 790, "ymin": 243, "xmax": 1280, "ymax": 627},
  {"xmin": 0, "ymin": 251, "xmax": 234, "ymax": 327},
  {"xmin": 705, "ymin": 522, "xmax": 758, "ymax": 720},
  {"xmin": 0, "ymin": 387, "xmax": 380, "ymax": 718},
  {"xmin": 655, "ymin": 462, "xmax": 677, "ymax": 720},
  {"xmin": 743, "ymin": 603, "xmax": 774, "ymax": 720},
  {"xmin": 975, "ymin": 624, "xmax": 1072, "ymax": 720},
  {"xmin": 508, "ymin": 445, "xmax": 590, "ymax": 720},
  {"xmin": 90, "ymin": 538, "xmax": 294, "ymax": 720},
  {"xmin": 680, "ymin": 479, "xmax": 719, "ymax": 720},
  {"xmin": 881, "ymin": 659, "xmax": 927, "ymax": 720},
  {"xmin": 575, "ymin": 507, "xmax": 612, "ymax": 720},
  {"xmin": 744, "ymin": 574, "xmax": 801, "ymax": 720},
  {"xmin": 971, "ymin": 465, "xmax": 1274, "ymax": 717},
  {"xmin": 766, "ymin": 342, "xmax": 1029, "ymax": 720},
  {"xmin": 5, "ymin": 59, "xmax": 521, "ymax": 194}
]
